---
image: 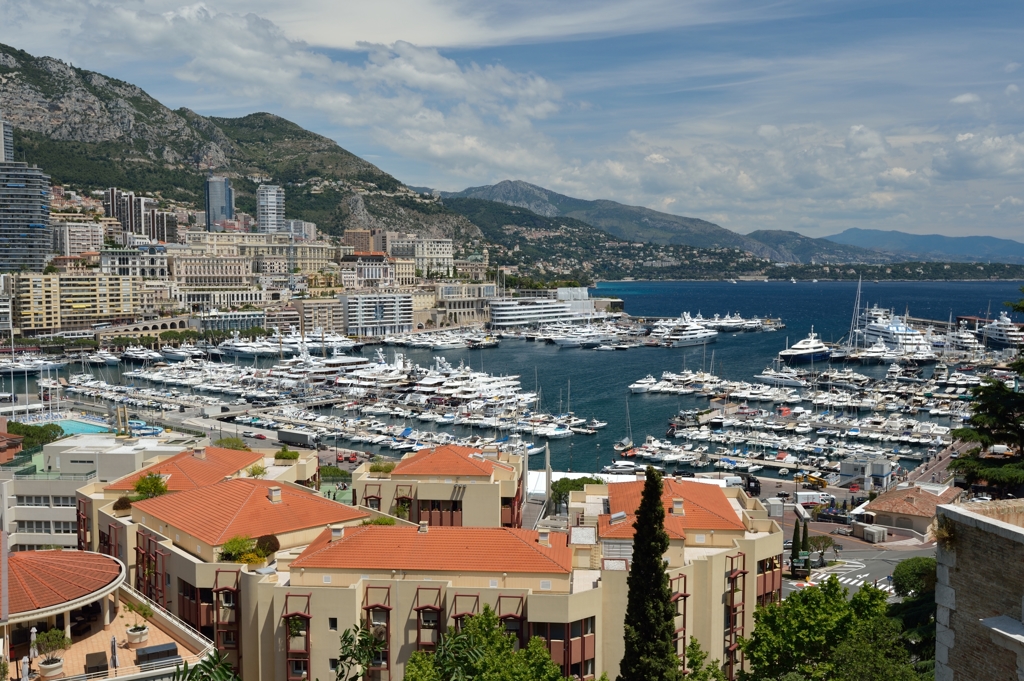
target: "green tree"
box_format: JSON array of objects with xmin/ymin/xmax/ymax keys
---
[
  {"xmin": 6, "ymin": 421, "xmax": 64, "ymax": 448},
  {"xmin": 404, "ymin": 606, "xmax": 566, "ymax": 681},
  {"xmin": 740, "ymin": 577, "xmax": 891, "ymax": 681},
  {"xmin": 171, "ymin": 649, "xmax": 239, "ymax": 680},
  {"xmin": 617, "ymin": 467, "xmax": 681, "ymax": 681},
  {"xmin": 550, "ymin": 476, "xmax": 603, "ymax": 513},
  {"xmin": 830, "ymin": 615, "xmax": 920, "ymax": 681},
  {"xmin": 685, "ymin": 637, "xmax": 726, "ymax": 680},
  {"xmin": 789, "ymin": 520, "xmax": 801, "ymax": 572},
  {"xmin": 214, "ymin": 437, "xmax": 250, "ymax": 451},
  {"xmin": 801, "ymin": 520, "xmax": 810, "ymax": 571},
  {"xmin": 133, "ymin": 473, "xmax": 168, "ymax": 499},
  {"xmin": 888, "ymin": 557, "xmax": 937, "ymax": 665},
  {"xmin": 334, "ymin": 625, "xmax": 386, "ymax": 681},
  {"xmin": 807, "ymin": 535, "xmax": 834, "ymax": 558}
]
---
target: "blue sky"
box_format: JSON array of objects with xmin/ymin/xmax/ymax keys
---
[{"xmin": 2, "ymin": 0, "xmax": 1024, "ymax": 239}]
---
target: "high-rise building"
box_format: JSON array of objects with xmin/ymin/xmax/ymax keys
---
[
  {"xmin": 204, "ymin": 175, "xmax": 234, "ymax": 231},
  {"xmin": 0, "ymin": 162, "xmax": 51, "ymax": 272},
  {"xmin": 52, "ymin": 221, "xmax": 106, "ymax": 256},
  {"xmin": 1, "ymin": 115, "xmax": 13, "ymax": 163},
  {"xmin": 256, "ymin": 184, "xmax": 285, "ymax": 232}
]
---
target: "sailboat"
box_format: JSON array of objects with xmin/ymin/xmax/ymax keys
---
[{"xmin": 614, "ymin": 400, "xmax": 634, "ymax": 453}]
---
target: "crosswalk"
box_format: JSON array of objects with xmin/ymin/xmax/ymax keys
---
[{"xmin": 812, "ymin": 572, "xmax": 896, "ymax": 593}]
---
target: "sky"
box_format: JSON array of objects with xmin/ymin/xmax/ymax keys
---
[{"xmin": 2, "ymin": 0, "xmax": 1024, "ymax": 239}]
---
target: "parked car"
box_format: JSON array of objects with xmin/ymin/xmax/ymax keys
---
[
  {"xmin": 241, "ymin": 431, "xmax": 255, "ymax": 438},
  {"xmin": 783, "ymin": 540, "xmax": 793, "ymax": 550},
  {"xmin": 254, "ymin": 433, "xmax": 268, "ymax": 440}
]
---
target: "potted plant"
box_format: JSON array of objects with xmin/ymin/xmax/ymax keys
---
[
  {"xmin": 124, "ymin": 601, "xmax": 154, "ymax": 645},
  {"xmin": 35, "ymin": 629, "xmax": 71, "ymax": 678},
  {"xmin": 287, "ymin": 617, "xmax": 307, "ymax": 650}
]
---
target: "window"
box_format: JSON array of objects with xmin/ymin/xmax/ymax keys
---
[
  {"xmin": 329, "ymin": 659, "xmax": 338, "ymax": 672},
  {"xmin": 221, "ymin": 630, "xmax": 237, "ymax": 648},
  {"xmin": 571, "ymin": 620, "xmax": 582, "ymax": 639},
  {"xmin": 52, "ymin": 496, "xmax": 75, "ymax": 507},
  {"xmin": 16, "ymin": 496, "xmax": 48, "ymax": 507},
  {"xmin": 583, "ymin": 617, "xmax": 595, "ymax": 635},
  {"xmin": 17, "ymin": 520, "xmax": 49, "ymax": 534},
  {"xmin": 220, "ymin": 591, "xmax": 236, "ymax": 608},
  {"xmin": 367, "ymin": 498, "xmax": 380, "ymax": 511},
  {"xmin": 53, "ymin": 521, "xmax": 76, "ymax": 534},
  {"xmin": 328, "ymin": 617, "xmax": 338, "ymax": 631},
  {"xmin": 290, "ymin": 661, "xmax": 308, "ymax": 678},
  {"xmin": 421, "ymin": 611, "xmax": 438, "ymax": 629}
]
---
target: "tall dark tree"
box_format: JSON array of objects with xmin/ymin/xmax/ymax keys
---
[
  {"xmin": 801, "ymin": 520, "xmax": 810, "ymax": 571},
  {"xmin": 617, "ymin": 467, "xmax": 682, "ymax": 681},
  {"xmin": 789, "ymin": 520, "xmax": 801, "ymax": 572}
]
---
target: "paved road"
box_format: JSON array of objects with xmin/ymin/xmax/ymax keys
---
[{"xmin": 782, "ymin": 546, "xmax": 935, "ymax": 599}]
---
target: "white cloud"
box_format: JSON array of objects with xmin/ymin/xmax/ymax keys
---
[
  {"xmin": 1006, "ymin": 62, "xmax": 1021, "ymax": 73},
  {"xmin": 1007, "ymin": 84, "xmax": 1020, "ymax": 95},
  {"xmin": 933, "ymin": 133, "xmax": 1024, "ymax": 180},
  {"xmin": 995, "ymin": 196, "xmax": 1024, "ymax": 211},
  {"xmin": 950, "ymin": 93, "xmax": 980, "ymax": 104}
]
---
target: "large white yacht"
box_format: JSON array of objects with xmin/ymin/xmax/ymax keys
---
[
  {"xmin": 856, "ymin": 305, "xmax": 931, "ymax": 353},
  {"xmin": 778, "ymin": 329, "xmax": 831, "ymax": 364},
  {"xmin": 976, "ymin": 312, "xmax": 1024, "ymax": 348}
]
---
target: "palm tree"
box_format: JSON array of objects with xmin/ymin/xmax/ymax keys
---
[{"xmin": 172, "ymin": 650, "xmax": 238, "ymax": 680}]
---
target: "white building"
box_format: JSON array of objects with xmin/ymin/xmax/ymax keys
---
[
  {"xmin": 257, "ymin": 185, "xmax": 286, "ymax": 233},
  {"xmin": 100, "ymin": 245, "xmax": 169, "ymax": 279},
  {"xmin": 488, "ymin": 298, "xmax": 577, "ymax": 328},
  {"xmin": 284, "ymin": 219, "xmax": 317, "ymax": 241},
  {"xmin": 340, "ymin": 292, "xmax": 413, "ymax": 337},
  {"xmin": 53, "ymin": 221, "xmax": 106, "ymax": 257},
  {"xmin": 389, "ymin": 236, "xmax": 454, "ymax": 275}
]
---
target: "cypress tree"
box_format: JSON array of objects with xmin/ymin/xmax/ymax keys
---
[
  {"xmin": 801, "ymin": 518, "xmax": 811, "ymax": 571},
  {"xmin": 617, "ymin": 467, "xmax": 682, "ymax": 681},
  {"xmin": 789, "ymin": 519, "xmax": 801, "ymax": 571}
]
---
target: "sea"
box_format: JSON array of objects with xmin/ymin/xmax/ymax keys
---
[{"xmin": 8, "ymin": 280, "xmax": 1023, "ymax": 474}]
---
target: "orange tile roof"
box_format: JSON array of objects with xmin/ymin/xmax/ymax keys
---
[
  {"xmin": 391, "ymin": 445, "xmax": 512, "ymax": 478},
  {"xmin": 866, "ymin": 485, "xmax": 961, "ymax": 518},
  {"xmin": 5, "ymin": 550, "xmax": 122, "ymax": 616},
  {"xmin": 598, "ymin": 479, "xmax": 745, "ymax": 540},
  {"xmin": 133, "ymin": 479, "xmax": 368, "ymax": 546},
  {"xmin": 291, "ymin": 525, "xmax": 572, "ymax": 574},
  {"xmin": 105, "ymin": 446, "xmax": 263, "ymax": 493}
]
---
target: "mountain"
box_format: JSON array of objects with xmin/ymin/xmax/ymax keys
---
[
  {"xmin": 824, "ymin": 228, "xmax": 1024, "ymax": 264},
  {"xmin": 0, "ymin": 42, "xmax": 479, "ymax": 242},
  {"xmin": 744, "ymin": 230, "xmax": 898, "ymax": 264},
  {"xmin": 442, "ymin": 180, "xmax": 789, "ymax": 260}
]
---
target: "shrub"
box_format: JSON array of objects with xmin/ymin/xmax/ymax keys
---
[
  {"xmin": 362, "ymin": 516, "xmax": 396, "ymax": 526},
  {"xmin": 255, "ymin": 534, "xmax": 280, "ymax": 555},
  {"xmin": 238, "ymin": 551, "xmax": 264, "ymax": 565},
  {"xmin": 112, "ymin": 496, "xmax": 132, "ymax": 511},
  {"xmin": 133, "ymin": 473, "xmax": 167, "ymax": 499},
  {"xmin": 35, "ymin": 628, "xmax": 72, "ymax": 663},
  {"xmin": 215, "ymin": 437, "xmax": 251, "ymax": 452},
  {"xmin": 275, "ymin": 446, "xmax": 299, "ymax": 460},
  {"xmin": 123, "ymin": 601, "xmax": 153, "ymax": 633},
  {"xmin": 368, "ymin": 461, "xmax": 396, "ymax": 474},
  {"xmin": 220, "ymin": 535, "xmax": 256, "ymax": 562},
  {"xmin": 319, "ymin": 465, "xmax": 350, "ymax": 480},
  {"xmin": 246, "ymin": 463, "xmax": 267, "ymax": 479}
]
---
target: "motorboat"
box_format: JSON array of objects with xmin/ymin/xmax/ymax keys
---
[
  {"xmin": 629, "ymin": 375, "xmax": 657, "ymax": 393},
  {"xmin": 976, "ymin": 312, "xmax": 1024, "ymax": 349},
  {"xmin": 778, "ymin": 329, "xmax": 831, "ymax": 364}
]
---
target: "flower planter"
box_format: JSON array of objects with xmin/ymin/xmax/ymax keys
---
[
  {"xmin": 38, "ymin": 659, "xmax": 63, "ymax": 679},
  {"xmin": 127, "ymin": 626, "xmax": 150, "ymax": 645}
]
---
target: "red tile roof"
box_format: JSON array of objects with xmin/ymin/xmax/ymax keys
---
[
  {"xmin": 391, "ymin": 445, "xmax": 512, "ymax": 478},
  {"xmin": 291, "ymin": 525, "xmax": 572, "ymax": 574},
  {"xmin": 866, "ymin": 485, "xmax": 961, "ymax": 518},
  {"xmin": 5, "ymin": 550, "xmax": 122, "ymax": 616},
  {"xmin": 105, "ymin": 446, "xmax": 263, "ymax": 493},
  {"xmin": 597, "ymin": 479, "xmax": 746, "ymax": 540},
  {"xmin": 133, "ymin": 479, "xmax": 368, "ymax": 546}
]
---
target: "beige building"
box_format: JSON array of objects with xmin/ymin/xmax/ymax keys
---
[
  {"xmin": 435, "ymin": 281, "xmax": 497, "ymax": 325},
  {"xmin": 12, "ymin": 272, "xmax": 141, "ymax": 334},
  {"xmin": 863, "ymin": 483, "xmax": 961, "ymax": 534},
  {"xmin": 388, "ymin": 236, "xmax": 454, "ymax": 275},
  {"xmin": 394, "ymin": 257, "xmax": 416, "ymax": 286},
  {"xmin": 342, "ymin": 229, "xmax": 372, "ymax": 253},
  {"xmin": 339, "ymin": 253, "xmax": 396, "ymax": 289},
  {"xmin": 351, "ymin": 445, "xmax": 525, "ymax": 527},
  {"xmin": 292, "ymin": 298, "xmax": 347, "ymax": 333},
  {"xmin": 53, "ymin": 220, "xmax": 106, "ymax": 256},
  {"xmin": 169, "ymin": 254, "xmax": 254, "ymax": 288}
]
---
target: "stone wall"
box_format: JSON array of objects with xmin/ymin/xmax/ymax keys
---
[{"xmin": 936, "ymin": 502, "xmax": 1024, "ymax": 681}]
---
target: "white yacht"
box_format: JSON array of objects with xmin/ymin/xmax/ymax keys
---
[
  {"xmin": 778, "ymin": 329, "xmax": 831, "ymax": 364},
  {"xmin": 856, "ymin": 305, "xmax": 931, "ymax": 353},
  {"xmin": 662, "ymin": 321, "xmax": 718, "ymax": 348},
  {"xmin": 629, "ymin": 375, "xmax": 658, "ymax": 393},
  {"xmin": 976, "ymin": 312, "xmax": 1024, "ymax": 349},
  {"xmin": 160, "ymin": 346, "xmax": 191, "ymax": 362}
]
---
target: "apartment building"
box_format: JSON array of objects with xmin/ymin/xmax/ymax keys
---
[
  {"xmin": 292, "ymin": 298, "xmax": 347, "ymax": 333},
  {"xmin": 101, "ymin": 246, "xmax": 169, "ymax": 279},
  {"xmin": 0, "ymin": 162, "xmax": 51, "ymax": 273},
  {"xmin": 342, "ymin": 229, "xmax": 372, "ymax": 252},
  {"xmin": 339, "ymin": 292, "xmax": 413, "ymax": 337},
  {"xmin": 351, "ymin": 445, "xmax": 525, "ymax": 527},
  {"xmin": 195, "ymin": 309, "xmax": 268, "ymax": 332},
  {"xmin": 339, "ymin": 252, "xmax": 396, "ymax": 289},
  {"xmin": 257, "ymin": 185, "xmax": 286, "ymax": 233},
  {"xmin": 1, "ymin": 431, "xmax": 193, "ymax": 552},
  {"xmin": 53, "ymin": 220, "xmax": 105, "ymax": 256},
  {"xmin": 284, "ymin": 220, "xmax": 317, "ymax": 241},
  {"xmin": 12, "ymin": 272, "xmax": 141, "ymax": 334},
  {"xmin": 394, "ymin": 257, "xmax": 416, "ymax": 286},
  {"xmin": 388, "ymin": 237, "xmax": 454, "ymax": 275},
  {"xmin": 235, "ymin": 240, "xmax": 336, "ymax": 274}
]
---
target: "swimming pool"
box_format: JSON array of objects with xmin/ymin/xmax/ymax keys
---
[{"xmin": 55, "ymin": 419, "xmax": 111, "ymax": 434}]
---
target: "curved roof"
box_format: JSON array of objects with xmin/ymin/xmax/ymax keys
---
[{"xmin": 5, "ymin": 550, "xmax": 123, "ymax": 617}]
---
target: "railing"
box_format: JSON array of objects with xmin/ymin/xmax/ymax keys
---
[
  {"xmin": 14, "ymin": 469, "xmax": 97, "ymax": 481},
  {"xmin": 0, "ymin": 448, "xmax": 40, "ymax": 469}
]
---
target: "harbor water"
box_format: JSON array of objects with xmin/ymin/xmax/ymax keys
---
[{"xmin": 8, "ymin": 280, "xmax": 1024, "ymax": 474}]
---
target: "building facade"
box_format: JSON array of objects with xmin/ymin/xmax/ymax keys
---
[
  {"xmin": 389, "ymin": 237, "xmax": 454, "ymax": 275},
  {"xmin": 101, "ymin": 246, "xmax": 169, "ymax": 279},
  {"xmin": 342, "ymin": 229, "xmax": 372, "ymax": 252},
  {"xmin": 53, "ymin": 221, "xmax": 105, "ymax": 257},
  {"xmin": 340, "ymin": 292, "xmax": 414, "ymax": 337},
  {"xmin": 205, "ymin": 175, "xmax": 234, "ymax": 231},
  {"xmin": 0, "ymin": 112, "xmax": 12, "ymax": 162},
  {"xmin": 257, "ymin": 184, "xmax": 286, "ymax": 233},
  {"xmin": 0, "ymin": 162, "xmax": 51, "ymax": 273},
  {"xmin": 12, "ymin": 272, "xmax": 141, "ymax": 334},
  {"xmin": 339, "ymin": 253, "xmax": 395, "ymax": 289},
  {"xmin": 435, "ymin": 282, "xmax": 497, "ymax": 325},
  {"xmin": 169, "ymin": 255, "xmax": 255, "ymax": 288}
]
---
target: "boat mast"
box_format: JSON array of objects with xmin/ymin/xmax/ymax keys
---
[{"xmin": 847, "ymin": 276, "xmax": 862, "ymax": 350}]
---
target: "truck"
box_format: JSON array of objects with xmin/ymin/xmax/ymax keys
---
[
  {"xmin": 277, "ymin": 428, "xmax": 318, "ymax": 448},
  {"xmin": 795, "ymin": 491, "xmax": 835, "ymax": 507}
]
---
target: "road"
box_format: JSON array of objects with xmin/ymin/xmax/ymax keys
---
[{"xmin": 783, "ymin": 545, "xmax": 935, "ymax": 599}]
